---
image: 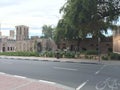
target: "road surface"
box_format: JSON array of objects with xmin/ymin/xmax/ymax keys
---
[{"xmin": 0, "ymin": 58, "xmax": 120, "ymax": 90}]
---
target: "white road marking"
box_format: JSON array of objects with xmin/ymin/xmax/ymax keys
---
[
  {"xmin": 95, "ymin": 65, "xmax": 106, "ymax": 75},
  {"xmin": 13, "ymin": 75, "xmax": 26, "ymax": 79},
  {"xmin": 39, "ymin": 80, "xmax": 56, "ymax": 85},
  {"xmin": 53, "ymin": 67, "xmax": 78, "ymax": 71},
  {"xmin": 95, "ymin": 70, "xmax": 100, "ymax": 75},
  {"xmin": 0, "ymin": 72, "xmax": 6, "ymax": 75},
  {"xmin": 76, "ymin": 80, "xmax": 89, "ymax": 90}
]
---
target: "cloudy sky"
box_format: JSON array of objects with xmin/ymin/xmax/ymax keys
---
[{"xmin": 0, "ymin": 0, "xmax": 65, "ymax": 36}]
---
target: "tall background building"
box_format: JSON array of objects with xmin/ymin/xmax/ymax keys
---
[
  {"xmin": 0, "ymin": 25, "xmax": 57, "ymax": 52},
  {"xmin": 16, "ymin": 25, "xmax": 29, "ymax": 40},
  {"xmin": 10, "ymin": 30, "xmax": 14, "ymax": 39}
]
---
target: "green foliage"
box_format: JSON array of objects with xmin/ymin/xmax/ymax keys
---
[
  {"xmin": 64, "ymin": 52, "xmax": 75, "ymax": 58},
  {"xmin": 41, "ymin": 25, "xmax": 54, "ymax": 39},
  {"xmin": 39, "ymin": 51, "xmax": 76, "ymax": 58},
  {"xmin": 101, "ymin": 55, "xmax": 109, "ymax": 60},
  {"xmin": 109, "ymin": 53, "xmax": 120, "ymax": 60},
  {"xmin": 0, "ymin": 52, "xmax": 39, "ymax": 57},
  {"xmin": 57, "ymin": 0, "xmax": 120, "ymax": 39},
  {"xmin": 101, "ymin": 53, "xmax": 120, "ymax": 60},
  {"xmin": 45, "ymin": 51, "xmax": 55, "ymax": 57},
  {"xmin": 84, "ymin": 50, "xmax": 98, "ymax": 55}
]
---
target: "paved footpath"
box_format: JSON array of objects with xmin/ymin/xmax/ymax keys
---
[
  {"xmin": 0, "ymin": 72, "xmax": 71, "ymax": 90},
  {"xmin": 0, "ymin": 55, "xmax": 120, "ymax": 65}
]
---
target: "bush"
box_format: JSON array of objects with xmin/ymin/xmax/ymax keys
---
[
  {"xmin": 109, "ymin": 53, "xmax": 120, "ymax": 60},
  {"xmin": 85, "ymin": 50, "xmax": 98, "ymax": 55},
  {"xmin": 46, "ymin": 51, "xmax": 54, "ymax": 57},
  {"xmin": 0, "ymin": 52, "xmax": 39, "ymax": 57},
  {"xmin": 64, "ymin": 52, "xmax": 75, "ymax": 58},
  {"xmin": 101, "ymin": 55, "xmax": 109, "ymax": 60}
]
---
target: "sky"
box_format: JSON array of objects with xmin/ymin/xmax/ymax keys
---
[{"xmin": 0, "ymin": 0, "xmax": 65, "ymax": 37}]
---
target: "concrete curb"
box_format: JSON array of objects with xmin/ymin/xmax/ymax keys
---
[{"xmin": 0, "ymin": 56, "xmax": 103, "ymax": 65}]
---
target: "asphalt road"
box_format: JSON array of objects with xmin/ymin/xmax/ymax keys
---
[{"xmin": 0, "ymin": 58, "xmax": 120, "ymax": 90}]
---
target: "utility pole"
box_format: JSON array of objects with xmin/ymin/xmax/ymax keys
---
[
  {"xmin": 0, "ymin": 23, "xmax": 1, "ymax": 36},
  {"xmin": 98, "ymin": 37, "xmax": 101, "ymax": 62}
]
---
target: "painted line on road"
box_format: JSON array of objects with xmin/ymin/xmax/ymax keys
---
[
  {"xmin": 95, "ymin": 65, "xmax": 107, "ymax": 75},
  {"xmin": 39, "ymin": 80, "xmax": 56, "ymax": 85},
  {"xmin": 76, "ymin": 80, "xmax": 89, "ymax": 90},
  {"xmin": 0, "ymin": 72, "xmax": 6, "ymax": 75},
  {"xmin": 13, "ymin": 75, "xmax": 27, "ymax": 79},
  {"xmin": 53, "ymin": 67, "xmax": 78, "ymax": 71}
]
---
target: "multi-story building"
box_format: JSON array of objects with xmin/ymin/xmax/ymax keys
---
[
  {"xmin": 10, "ymin": 30, "xmax": 15, "ymax": 39},
  {"xmin": 113, "ymin": 26, "xmax": 120, "ymax": 53},
  {"xmin": 0, "ymin": 36, "xmax": 16, "ymax": 52},
  {"xmin": 58, "ymin": 37, "xmax": 113, "ymax": 54},
  {"xmin": 0, "ymin": 25, "xmax": 57, "ymax": 52},
  {"xmin": 16, "ymin": 25, "xmax": 29, "ymax": 41}
]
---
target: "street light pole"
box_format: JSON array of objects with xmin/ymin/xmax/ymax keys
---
[{"xmin": 98, "ymin": 37, "xmax": 101, "ymax": 62}]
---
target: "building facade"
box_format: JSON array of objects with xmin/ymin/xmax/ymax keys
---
[
  {"xmin": 0, "ymin": 36, "xmax": 16, "ymax": 52},
  {"xmin": 10, "ymin": 30, "xmax": 15, "ymax": 39},
  {"xmin": 58, "ymin": 37, "xmax": 113, "ymax": 54},
  {"xmin": 16, "ymin": 25, "xmax": 29, "ymax": 41},
  {"xmin": 113, "ymin": 27, "xmax": 120, "ymax": 53},
  {"xmin": 0, "ymin": 25, "xmax": 57, "ymax": 52}
]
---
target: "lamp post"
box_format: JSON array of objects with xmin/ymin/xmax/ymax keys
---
[{"xmin": 98, "ymin": 37, "xmax": 101, "ymax": 62}]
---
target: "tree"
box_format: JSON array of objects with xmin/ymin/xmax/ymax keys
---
[
  {"xmin": 41, "ymin": 25, "xmax": 54, "ymax": 39},
  {"xmin": 55, "ymin": 19, "xmax": 79, "ymax": 42},
  {"xmin": 58, "ymin": 0, "xmax": 120, "ymax": 38}
]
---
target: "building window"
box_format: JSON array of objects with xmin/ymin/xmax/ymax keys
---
[
  {"xmin": 8, "ymin": 47, "xmax": 9, "ymax": 51},
  {"xmin": 82, "ymin": 48, "xmax": 87, "ymax": 51},
  {"xmin": 108, "ymin": 48, "xmax": 113, "ymax": 52},
  {"xmin": 11, "ymin": 47, "xmax": 12, "ymax": 50},
  {"xmin": 19, "ymin": 27, "xmax": 22, "ymax": 35},
  {"xmin": 2, "ymin": 47, "xmax": 5, "ymax": 52},
  {"xmin": 90, "ymin": 44, "xmax": 94, "ymax": 46},
  {"xmin": 96, "ymin": 48, "xmax": 98, "ymax": 50},
  {"xmin": 106, "ymin": 44, "xmax": 109, "ymax": 46}
]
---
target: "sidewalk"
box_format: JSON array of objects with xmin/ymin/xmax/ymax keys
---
[
  {"xmin": 0, "ymin": 55, "xmax": 99, "ymax": 63},
  {"xmin": 0, "ymin": 55, "xmax": 120, "ymax": 65},
  {"xmin": 0, "ymin": 72, "xmax": 72, "ymax": 90}
]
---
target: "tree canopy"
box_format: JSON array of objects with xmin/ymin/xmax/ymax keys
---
[
  {"xmin": 56, "ymin": 0, "xmax": 120, "ymax": 39},
  {"xmin": 41, "ymin": 25, "xmax": 54, "ymax": 39}
]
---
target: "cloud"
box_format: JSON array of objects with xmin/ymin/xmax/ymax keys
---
[
  {"xmin": 0, "ymin": 0, "xmax": 65, "ymax": 36},
  {"xmin": 0, "ymin": 0, "xmax": 29, "ymax": 7}
]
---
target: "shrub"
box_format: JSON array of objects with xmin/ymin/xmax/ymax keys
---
[
  {"xmin": 85, "ymin": 50, "xmax": 98, "ymax": 55},
  {"xmin": 0, "ymin": 52, "xmax": 39, "ymax": 57},
  {"xmin": 109, "ymin": 53, "xmax": 120, "ymax": 60},
  {"xmin": 101, "ymin": 55, "xmax": 109, "ymax": 60},
  {"xmin": 64, "ymin": 52, "xmax": 75, "ymax": 58}
]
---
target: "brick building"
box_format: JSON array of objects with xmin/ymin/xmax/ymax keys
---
[
  {"xmin": 0, "ymin": 25, "xmax": 57, "ymax": 52},
  {"xmin": 113, "ymin": 26, "xmax": 120, "ymax": 53},
  {"xmin": 58, "ymin": 37, "xmax": 113, "ymax": 54}
]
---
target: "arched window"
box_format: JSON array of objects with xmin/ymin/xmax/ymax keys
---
[{"xmin": 37, "ymin": 42, "xmax": 42, "ymax": 52}]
